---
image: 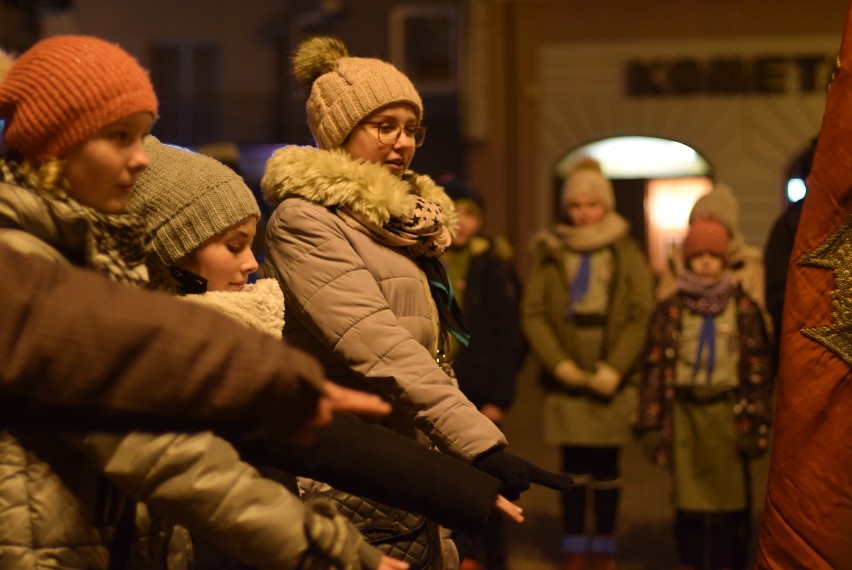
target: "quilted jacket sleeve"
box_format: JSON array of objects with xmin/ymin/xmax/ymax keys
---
[
  {"xmin": 263, "ymin": 200, "xmax": 506, "ymax": 462},
  {"xmin": 74, "ymin": 431, "xmax": 383, "ymax": 570}
]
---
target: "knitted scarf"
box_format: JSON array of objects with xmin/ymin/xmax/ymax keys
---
[
  {"xmin": 677, "ymin": 269, "xmax": 734, "ymax": 382},
  {"xmin": 0, "ymin": 158, "xmax": 149, "ymax": 286},
  {"xmin": 552, "ymin": 210, "xmax": 629, "ymax": 252}
]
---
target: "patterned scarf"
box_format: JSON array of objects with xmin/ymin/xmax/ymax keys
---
[
  {"xmin": 337, "ymin": 195, "xmax": 468, "ymax": 346},
  {"xmin": 43, "ymin": 191, "xmax": 148, "ymax": 286},
  {"xmin": 338, "ymin": 195, "xmax": 452, "ymax": 258},
  {"xmin": 1, "ymin": 158, "xmax": 149, "ymax": 286}
]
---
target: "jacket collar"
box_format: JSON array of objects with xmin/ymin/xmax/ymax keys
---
[{"xmin": 261, "ymin": 145, "xmax": 457, "ymax": 232}]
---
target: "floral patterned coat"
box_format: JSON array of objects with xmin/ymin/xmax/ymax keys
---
[{"xmin": 636, "ymin": 285, "xmax": 773, "ymax": 467}]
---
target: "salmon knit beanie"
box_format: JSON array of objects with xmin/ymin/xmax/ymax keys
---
[
  {"xmin": 129, "ymin": 136, "xmax": 260, "ymax": 268},
  {"xmin": 561, "ymin": 156, "xmax": 615, "ymax": 211},
  {"xmin": 0, "ymin": 35, "xmax": 158, "ymax": 162},
  {"xmin": 682, "ymin": 216, "xmax": 729, "ymax": 262},
  {"xmin": 292, "ymin": 36, "xmax": 423, "ymax": 150}
]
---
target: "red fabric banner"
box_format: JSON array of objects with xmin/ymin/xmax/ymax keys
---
[{"xmin": 756, "ymin": 3, "xmax": 852, "ymax": 568}]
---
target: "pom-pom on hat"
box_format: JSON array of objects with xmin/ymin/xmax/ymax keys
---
[
  {"xmin": 0, "ymin": 35, "xmax": 158, "ymax": 162},
  {"xmin": 292, "ymin": 36, "xmax": 423, "ymax": 150},
  {"xmin": 682, "ymin": 216, "xmax": 729, "ymax": 262},
  {"xmin": 561, "ymin": 156, "xmax": 615, "ymax": 211},
  {"xmin": 128, "ymin": 136, "xmax": 260, "ymax": 268}
]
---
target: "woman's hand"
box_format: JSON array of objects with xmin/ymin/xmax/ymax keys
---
[
  {"xmin": 294, "ymin": 381, "xmax": 392, "ymax": 446},
  {"xmin": 377, "ymin": 555, "xmax": 410, "ymax": 569},
  {"xmin": 480, "ymin": 403, "xmax": 506, "ymax": 425},
  {"xmin": 494, "ymin": 494, "xmax": 524, "ymax": 523}
]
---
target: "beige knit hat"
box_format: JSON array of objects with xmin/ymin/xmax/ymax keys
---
[
  {"xmin": 560, "ymin": 156, "xmax": 615, "ymax": 211},
  {"xmin": 292, "ymin": 36, "xmax": 423, "ymax": 150},
  {"xmin": 689, "ymin": 182, "xmax": 739, "ymax": 233},
  {"xmin": 129, "ymin": 136, "xmax": 260, "ymax": 268}
]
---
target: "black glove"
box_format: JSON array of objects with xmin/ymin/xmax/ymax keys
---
[{"xmin": 472, "ymin": 448, "xmax": 574, "ymax": 500}]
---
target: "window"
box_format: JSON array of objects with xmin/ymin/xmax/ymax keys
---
[{"xmin": 149, "ymin": 41, "xmax": 221, "ymax": 144}]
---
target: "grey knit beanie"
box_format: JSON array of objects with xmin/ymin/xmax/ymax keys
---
[
  {"xmin": 689, "ymin": 182, "xmax": 739, "ymax": 233},
  {"xmin": 129, "ymin": 136, "xmax": 260, "ymax": 267},
  {"xmin": 292, "ymin": 36, "xmax": 423, "ymax": 150}
]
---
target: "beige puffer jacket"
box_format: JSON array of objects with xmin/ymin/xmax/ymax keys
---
[
  {"xmin": 261, "ymin": 146, "xmax": 507, "ymax": 462},
  {"xmin": 0, "ymin": 181, "xmax": 380, "ymax": 570}
]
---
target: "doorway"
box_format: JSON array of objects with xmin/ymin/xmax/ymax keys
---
[{"xmin": 553, "ymin": 135, "xmax": 713, "ymax": 276}]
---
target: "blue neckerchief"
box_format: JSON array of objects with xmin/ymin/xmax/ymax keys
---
[
  {"xmin": 566, "ymin": 253, "xmax": 591, "ymax": 317},
  {"xmin": 691, "ymin": 315, "xmax": 716, "ymax": 382}
]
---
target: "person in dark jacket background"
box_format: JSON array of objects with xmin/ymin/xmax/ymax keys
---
[{"xmin": 439, "ymin": 174, "xmax": 526, "ymax": 570}]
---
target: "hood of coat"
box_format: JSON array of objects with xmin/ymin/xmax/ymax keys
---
[{"xmin": 261, "ymin": 145, "xmax": 457, "ymax": 238}]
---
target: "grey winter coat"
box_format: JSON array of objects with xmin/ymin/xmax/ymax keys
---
[
  {"xmin": 261, "ymin": 146, "xmax": 507, "ymax": 462},
  {"xmin": 0, "ymin": 181, "xmax": 371, "ymax": 570}
]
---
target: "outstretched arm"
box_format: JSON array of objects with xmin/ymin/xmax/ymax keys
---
[{"xmin": 0, "ymin": 244, "xmax": 333, "ymax": 435}]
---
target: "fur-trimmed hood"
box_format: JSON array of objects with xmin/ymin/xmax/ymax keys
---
[{"xmin": 261, "ymin": 146, "xmax": 457, "ymax": 237}]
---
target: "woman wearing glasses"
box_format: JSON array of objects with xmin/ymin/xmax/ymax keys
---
[{"xmin": 260, "ymin": 36, "xmax": 570, "ymax": 569}]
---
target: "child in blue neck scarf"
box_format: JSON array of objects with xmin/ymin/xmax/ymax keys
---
[
  {"xmin": 636, "ymin": 216, "xmax": 773, "ymax": 570},
  {"xmin": 521, "ymin": 157, "xmax": 654, "ymax": 569}
]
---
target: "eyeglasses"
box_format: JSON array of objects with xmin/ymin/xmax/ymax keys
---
[{"xmin": 360, "ymin": 121, "xmax": 428, "ymax": 148}]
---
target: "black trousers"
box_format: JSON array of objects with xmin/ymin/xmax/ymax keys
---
[{"xmin": 674, "ymin": 509, "xmax": 750, "ymax": 570}]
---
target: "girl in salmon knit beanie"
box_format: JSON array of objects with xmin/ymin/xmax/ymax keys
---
[
  {"xmin": 0, "ymin": 37, "xmax": 162, "ymax": 567},
  {"xmin": 0, "ymin": 34, "xmax": 158, "ymax": 284}
]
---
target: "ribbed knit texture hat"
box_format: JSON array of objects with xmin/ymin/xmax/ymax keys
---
[
  {"xmin": 292, "ymin": 36, "xmax": 423, "ymax": 150},
  {"xmin": 0, "ymin": 35, "xmax": 158, "ymax": 162},
  {"xmin": 561, "ymin": 156, "xmax": 615, "ymax": 211},
  {"xmin": 682, "ymin": 216, "xmax": 729, "ymax": 262},
  {"xmin": 129, "ymin": 136, "xmax": 260, "ymax": 267},
  {"xmin": 689, "ymin": 182, "xmax": 739, "ymax": 233}
]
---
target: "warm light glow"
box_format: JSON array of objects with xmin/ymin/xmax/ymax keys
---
[
  {"xmin": 556, "ymin": 136, "xmax": 711, "ymax": 179},
  {"xmin": 646, "ymin": 178, "xmax": 714, "ymax": 275}
]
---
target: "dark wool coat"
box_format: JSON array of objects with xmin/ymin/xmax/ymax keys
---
[
  {"xmin": 451, "ymin": 235, "xmax": 525, "ymax": 410},
  {"xmin": 636, "ymin": 285, "xmax": 774, "ymax": 468}
]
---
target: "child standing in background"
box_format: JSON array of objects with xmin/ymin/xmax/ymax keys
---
[
  {"xmin": 521, "ymin": 157, "xmax": 654, "ymax": 570},
  {"xmin": 636, "ymin": 217, "xmax": 773, "ymax": 570},
  {"xmin": 440, "ymin": 174, "xmax": 526, "ymax": 570}
]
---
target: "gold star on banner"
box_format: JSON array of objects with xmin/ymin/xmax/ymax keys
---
[{"xmin": 797, "ymin": 214, "xmax": 852, "ymax": 367}]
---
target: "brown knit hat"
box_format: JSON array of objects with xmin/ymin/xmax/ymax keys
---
[
  {"xmin": 0, "ymin": 35, "xmax": 158, "ymax": 162},
  {"xmin": 682, "ymin": 216, "xmax": 729, "ymax": 262},
  {"xmin": 128, "ymin": 136, "xmax": 260, "ymax": 268},
  {"xmin": 292, "ymin": 36, "xmax": 423, "ymax": 150}
]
